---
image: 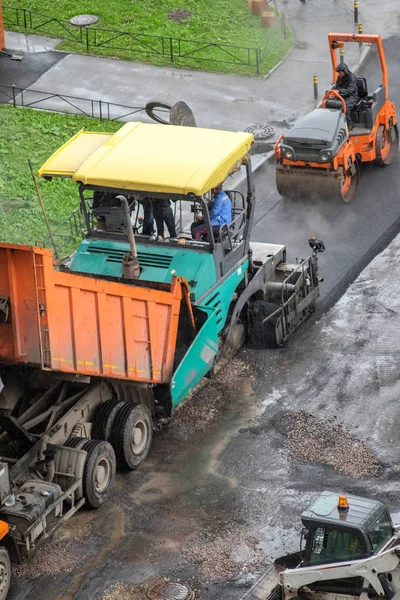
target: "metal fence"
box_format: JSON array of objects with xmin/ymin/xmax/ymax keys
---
[
  {"xmin": 36, "ymin": 208, "xmax": 85, "ymax": 256},
  {"xmin": 0, "ymin": 84, "xmax": 174, "ymax": 124},
  {"xmin": 3, "ymin": 5, "xmax": 287, "ymax": 75}
]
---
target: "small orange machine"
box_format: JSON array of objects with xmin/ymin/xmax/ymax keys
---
[{"xmin": 275, "ymin": 33, "xmax": 398, "ymax": 203}]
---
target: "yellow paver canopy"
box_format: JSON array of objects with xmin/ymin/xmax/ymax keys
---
[{"xmin": 39, "ymin": 122, "xmax": 254, "ymax": 195}]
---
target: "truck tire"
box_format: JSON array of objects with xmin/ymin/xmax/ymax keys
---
[
  {"xmin": 65, "ymin": 436, "xmax": 88, "ymax": 450},
  {"xmin": 266, "ymin": 584, "xmax": 283, "ymax": 600},
  {"xmin": 92, "ymin": 400, "xmax": 125, "ymax": 442},
  {"xmin": 248, "ymin": 300, "xmax": 281, "ymax": 348},
  {"xmin": 145, "ymin": 101, "xmax": 171, "ymax": 125},
  {"xmin": 82, "ymin": 440, "xmax": 116, "ymax": 508},
  {"xmin": 111, "ymin": 403, "xmax": 153, "ymax": 470},
  {"xmin": 0, "ymin": 547, "xmax": 10, "ymax": 600}
]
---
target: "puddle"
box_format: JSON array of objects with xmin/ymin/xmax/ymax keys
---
[
  {"xmin": 56, "ymin": 504, "xmax": 126, "ymax": 600},
  {"xmin": 131, "ymin": 378, "xmax": 258, "ymax": 505}
]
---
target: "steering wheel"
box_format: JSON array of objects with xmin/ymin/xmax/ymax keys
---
[{"xmin": 320, "ymin": 90, "xmax": 346, "ymax": 113}]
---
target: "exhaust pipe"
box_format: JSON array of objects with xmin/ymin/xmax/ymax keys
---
[{"xmin": 117, "ymin": 195, "xmax": 140, "ymax": 280}]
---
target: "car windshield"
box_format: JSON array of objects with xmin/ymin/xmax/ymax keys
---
[{"xmin": 367, "ymin": 512, "xmax": 393, "ymax": 552}]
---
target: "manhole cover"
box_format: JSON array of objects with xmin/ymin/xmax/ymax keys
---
[
  {"xmin": 69, "ymin": 14, "xmax": 99, "ymax": 27},
  {"xmin": 147, "ymin": 581, "xmax": 195, "ymax": 600},
  {"xmin": 245, "ymin": 123, "xmax": 275, "ymax": 139}
]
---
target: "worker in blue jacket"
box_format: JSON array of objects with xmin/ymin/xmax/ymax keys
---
[{"xmin": 191, "ymin": 184, "xmax": 232, "ymax": 240}]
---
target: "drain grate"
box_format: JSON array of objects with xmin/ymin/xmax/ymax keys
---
[
  {"xmin": 147, "ymin": 581, "xmax": 195, "ymax": 600},
  {"xmin": 245, "ymin": 123, "xmax": 275, "ymax": 139}
]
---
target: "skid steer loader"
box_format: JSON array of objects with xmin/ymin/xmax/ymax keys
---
[{"xmin": 244, "ymin": 491, "xmax": 400, "ymax": 600}]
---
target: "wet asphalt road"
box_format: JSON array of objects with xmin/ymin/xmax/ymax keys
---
[
  {"xmin": 9, "ymin": 34, "xmax": 400, "ymax": 600},
  {"xmin": 0, "ymin": 50, "xmax": 65, "ymax": 93}
]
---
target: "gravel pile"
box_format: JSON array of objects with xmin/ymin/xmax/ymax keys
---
[
  {"xmin": 13, "ymin": 538, "xmax": 81, "ymax": 578},
  {"xmin": 101, "ymin": 581, "xmax": 151, "ymax": 600},
  {"xmin": 279, "ymin": 411, "xmax": 379, "ymax": 478},
  {"xmin": 172, "ymin": 382, "xmax": 226, "ymax": 433},
  {"xmin": 214, "ymin": 357, "xmax": 257, "ymax": 385},
  {"xmin": 184, "ymin": 526, "xmax": 267, "ymax": 580},
  {"xmin": 13, "ymin": 523, "xmax": 91, "ymax": 578},
  {"xmin": 100, "ymin": 578, "xmax": 187, "ymax": 600},
  {"xmin": 172, "ymin": 357, "xmax": 257, "ymax": 433}
]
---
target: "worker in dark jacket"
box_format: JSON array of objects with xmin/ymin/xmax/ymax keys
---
[
  {"xmin": 332, "ymin": 63, "xmax": 358, "ymax": 130},
  {"xmin": 139, "ymin": 198, "xmax": 155, "ymax": 236},
  {"xmin": 153, "ymin": 198, "xmax": 177, "ymax": 239}
]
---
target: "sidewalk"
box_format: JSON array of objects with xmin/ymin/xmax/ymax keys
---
[{"xmin": 2, "ymin": 0, "xmax": 388, "ymax": 136}]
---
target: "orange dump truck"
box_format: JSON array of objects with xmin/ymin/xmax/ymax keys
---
[
  {"xmin": 0, "ymin": 241, "xmax": 196, "ymax": 570},
  {"xmin": 0, "ymin": 243, "xmax": 192, "ymax": 383}
]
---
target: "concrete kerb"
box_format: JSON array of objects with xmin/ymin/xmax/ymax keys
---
[{"xmin": 263, "ymin": 44, "xmax": 295, "ymax": 80}]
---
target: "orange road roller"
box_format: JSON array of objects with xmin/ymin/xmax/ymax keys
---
[{"xmin": 275, "ymin": 33, "xmax": 398, "ymax": 203}]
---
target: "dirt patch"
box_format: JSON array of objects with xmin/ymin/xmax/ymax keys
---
[
  {"xmin": 0, "ymin": 199, "xmax": 26, "ymax": 213},
  {"xmin": 184, "ymin": 526, "xmax": 267, "ymax": 580},
  {"xmin": 277, "ymin": 411, "xmax": 380, "ymax": 478},
  {"xmin": 168, "ymin": 8, "xmax": 192, "ymax": 22}
]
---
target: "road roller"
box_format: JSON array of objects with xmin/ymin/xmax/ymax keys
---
[{"xmin": 275, "ymin": 33, "xmax": 398, "ymax": 203}]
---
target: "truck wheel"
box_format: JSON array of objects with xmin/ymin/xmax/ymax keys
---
[
  {"xmin": 0, "ymin": 547, "xmax": 10, "ymax": 600},
  {"xmin": 266, "ymin": 584, "xmax": 283, "ymax": 600},
  {"xmin": 82, "ymin": 440, "xmax": 116, "ymax": 508},
  {"xmin": 248, "ymin": 300, "xmax": 281, "ymax": 348},
  {"xmin": 111, "ymin": 403, "xmax": 153, "ymax": 470},
  {"xmin": 375, "ymin": 124, "xmax": 399, "ymax": 166},
  {"xmin": 92, "ymin": 400, "xmax": 125, "ymax": 442},
  {"xmin": 65, "ymin": 436, "xmax": 88, "ymax": 450}
]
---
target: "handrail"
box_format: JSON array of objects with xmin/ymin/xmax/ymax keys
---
[
  {"xmin": 218, "ymin": 208, "xmax": 247, "ymax": 251},
  {"xmin": 0, "ymin": 83, "xmax": 147, "ymax": 121}
]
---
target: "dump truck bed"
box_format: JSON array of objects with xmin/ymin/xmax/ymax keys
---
[{"xmin": 0, "ymin": 243, "xmax": 190, "ymax": 383}]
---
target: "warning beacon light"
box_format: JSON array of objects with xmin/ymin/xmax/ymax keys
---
[{"xmin": 338, "ymin": 494, "xmax": 349, "ymax": 510}]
